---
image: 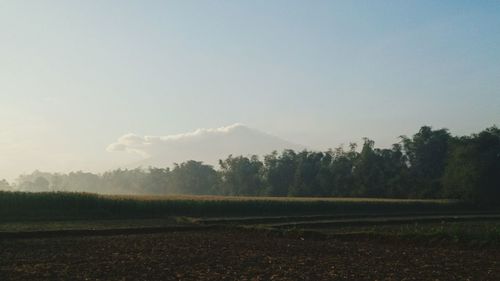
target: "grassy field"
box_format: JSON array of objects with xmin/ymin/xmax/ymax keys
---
[{"xmin": 0, "ymin": 191, "xmax": 479, "ymax": 222}]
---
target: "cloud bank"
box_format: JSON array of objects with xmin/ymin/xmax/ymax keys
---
[{"xmin": 107, "ymin": 124, "xmax": 303, "ymax": 168}]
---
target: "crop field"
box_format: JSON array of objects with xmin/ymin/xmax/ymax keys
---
[
  {"xmin": 0, "ymin": 191, "xmax": 479, "ymax": 222},
  {"xmin": 1, "ymin": 191, "xmax": 500, "ymax": 280}
]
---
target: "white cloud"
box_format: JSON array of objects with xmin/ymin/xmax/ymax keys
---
[{"xmin": 107, "ymin": 123, "xmax": 303, "ymax": 167}]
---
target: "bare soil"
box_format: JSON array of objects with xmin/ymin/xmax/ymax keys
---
[{"xmin": 1, "ymin": 229, "xmax": 499, "ymax": 281}]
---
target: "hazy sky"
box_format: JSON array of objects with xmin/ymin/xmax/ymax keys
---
[{"xmin": 1, "ymin": 1, "xmax": 499, "ymax": 180}]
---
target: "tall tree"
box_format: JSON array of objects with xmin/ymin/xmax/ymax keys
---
[
  {"xmin": 145, "ymin": 167, "xmax": 172, "ymax": 194},
  {"xmin": 170, "ymin": 161, "xmax": 218, "ymax": 195},
  {"xmin": 263, "ymin": 150, "xmax": 298, "ymax": 196},
  {"xmin": 219, "ymin": 155, "xmax": 264, "ymax": 196},
  {"xmin": 379, "ymin": 143, "xmax": 410, "ymax": 198},
  {"xmin": 288, "ymin": 151, "xmax": 324, "ymax": 196},
  {"xmin": 328, "ymin": 144, "xmax": 358, "ymax": 196},
  {"xmin": 352, "ymin": 138, "xmax": 386, "ymax": 197},
  {"xmin": 443, "ymin": 126, "xmax": 500, "ymax": 204},
  {"xmin": 401, "ymin": 126, "xmax": 451, "ymax": 198}
]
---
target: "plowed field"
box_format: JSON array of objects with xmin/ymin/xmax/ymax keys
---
[{"xmin": 1, "ymin": 229, "xmax": 499, "ymax": 281}]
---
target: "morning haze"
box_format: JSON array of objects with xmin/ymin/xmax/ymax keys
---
[
  {"xmin": 1, "ymin": 1, "xmax": 498, "ymax": 181},
  {"xmin": 1, "ymin": 1, "xmax": 500, "ymax": 280}
]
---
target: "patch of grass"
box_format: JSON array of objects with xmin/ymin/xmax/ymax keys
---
[{"xmin": 0, "ymin": 218, "xmax": 188, "ymax": 232}]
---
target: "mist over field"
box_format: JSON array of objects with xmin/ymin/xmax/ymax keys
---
[
  {"xmin": 0, "ymin": 0, "xmax": 497, "ymax": 218},
  {"xmin": 1, "ymin": 2, "xmax": 500, "ymax": 280},
  {"xmin": 3, "ymin": 125, "xmax": 498, "ymax": 205},
  {"xmin": 1, "ymin": 1, "xmax": 499, "ymax": 186}
]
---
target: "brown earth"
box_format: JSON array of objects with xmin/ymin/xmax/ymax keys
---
[{"xmin": 0, "ymin": 229, "xmax": 499, "ymax": 281}]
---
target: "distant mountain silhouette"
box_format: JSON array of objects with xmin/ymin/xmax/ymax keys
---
[{"xmin": 108, "ymin": 123, "xmax": 304, "ymax": 168}]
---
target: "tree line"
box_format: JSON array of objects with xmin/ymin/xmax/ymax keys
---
[{"xmin": 2, "ymin": 125, "xmax": 499, "ymax": 204}]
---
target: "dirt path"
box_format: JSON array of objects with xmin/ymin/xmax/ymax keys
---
[{"xmin": 1, "ymin": 229, "xmax": 499, "ymax": 281}]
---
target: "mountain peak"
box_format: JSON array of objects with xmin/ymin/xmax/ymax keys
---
[{"xmin": 108, "ymin": 123, "xmax": 304, "ymax": 168}]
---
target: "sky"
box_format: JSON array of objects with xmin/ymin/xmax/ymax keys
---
[{"xmin": 0, "ymin": 0, "xmax": 499, "ymax": 180}]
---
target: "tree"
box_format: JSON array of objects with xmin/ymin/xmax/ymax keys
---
[
  {"xmin": 328, "ymin": 144, "xmax": 358, "ymax": 196},
  {"xmin": 401, "ymin": 126, "xmax": 451, "ymax": 198},
  {"xmin": 6, "ymin": 124, "xmax": 497, "ymax": 200},
  {"xmin": 263, "ymin": 150, "xmax": 298, "ymax": 196},
  {"xmin": 379, "ymin": 143, "xmax": 410, "ymax": 198},
  {"xmin": 219, "ymin": 155, "xmax": 264, "ymax": 196},
  {"xmin": 145, "ymin": 167, "xmax": 172, "ymax": 194},
  {"xmin": 288, "ymin": 151, "xmax": 324, "ymax": 196},
  {"xmin": 352, "ymin": 138, "xmax": 386, "ymax": 197},
  {"xmin": 34, "ymin": 177, "xmax": 50, "ymax": 191},
  {"xmin": 101, "ymin": 168, "xmax": 148, "ymax": 194},
  {"xmin": 170, "ymin": 161, "xmax": 218, "ymax": 195},
  {"xmin": 0, "ymin": 179, "xmax": 11, "ymax": 191},
  {"xmin": 443, "ymin": 126, "xmax": 500, "ymax": 204}
]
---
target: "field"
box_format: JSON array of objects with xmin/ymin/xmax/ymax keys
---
[
  {"xmin": 2, "ymin": 229, "xmax": 500, "ymax": 281},
  {"xmin": 0, "ymin": 191, "xmax": 476, "ymax": 221},
  {"xmin": 1, "ymin": 191, "xmax": 500, "ymax": 280}
]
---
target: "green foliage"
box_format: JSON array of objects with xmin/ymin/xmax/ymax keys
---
[
  {"xmin": 401, "ymin": 126, "xmax": 451, "ymax": 198},
  {"xmin": 170, "ymin": 161, "xmax": 219, "ymax": 195},
  {"xmin": 353, "ymin": 138, "xmax": 386, "ymax": 197},
  {"xmin": 218, "ymin": 155, "xmax": 264, "ymax": 196},
  {"xmin": 443, "ymin": 126, "xmax": 500, "ymax": 204},
  {"xmin": 264, "ymin": 150, "xmax": 298, "ymax": 196},
  {"xmin": 288, "ymin": 151, "xmax": 325, "ymax": 196},
  {"xmin": 11, "ymin": 125, "xmax": 499, "ymax": 203}
]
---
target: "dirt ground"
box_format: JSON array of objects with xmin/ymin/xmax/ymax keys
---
[{"xmin": 0, "ymin": 229, "xmax": 499, "ymax": 281}]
